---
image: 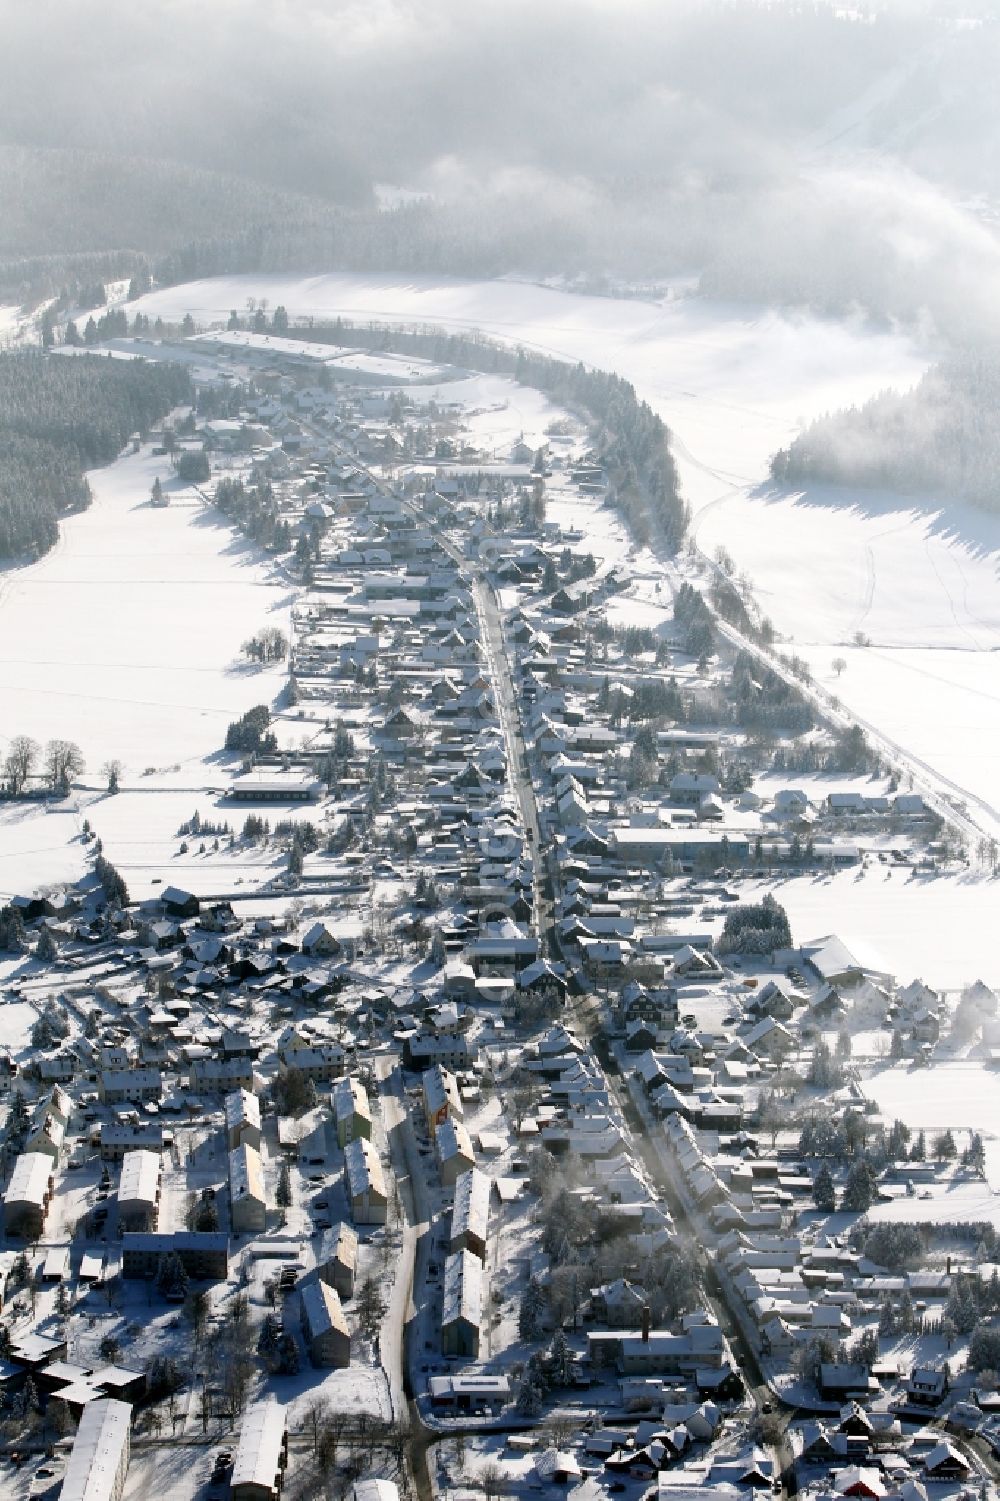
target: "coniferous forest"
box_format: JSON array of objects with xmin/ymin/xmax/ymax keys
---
[
  {"xmin": 0, "ymin": 352, "xmax": 192, "ymax": 558},
  {"xmin": 771, "ymin": 353, "xmax": 1000, "ymax": 514}
]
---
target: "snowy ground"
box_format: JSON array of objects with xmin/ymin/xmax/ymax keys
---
[
  {"xmin": 406, "ymin": 372, "xmax": 566, "ymax": 456},
  {"xmin": 125, "ymin": 272, "xmax": 1000, "ymax": 842}
]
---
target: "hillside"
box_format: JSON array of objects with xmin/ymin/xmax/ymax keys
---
[
  {"xmin": 3, "ymin": 8, "xmax": 1000, "ymax": 338},
  {"xmin": 0, "ymin": 145, "xmax": 357, "ymax": 261}
]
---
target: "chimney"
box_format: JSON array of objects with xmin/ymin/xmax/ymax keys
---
[{"xmin": 641, "ymin": 1305, "xmax": 651, "ymax": 1343}]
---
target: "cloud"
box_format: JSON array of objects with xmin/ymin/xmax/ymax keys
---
[{"xmin": 3, "ymin": 0, "xmax": 1000, "ymax": 338}]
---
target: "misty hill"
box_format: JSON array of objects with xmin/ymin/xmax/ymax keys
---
[
  {"xmin": 770, "ymin": 353, "xmax": 1000, "ymax": 514},
  {"xmin": 0, "ymin": 145, "xmax": 351, "ymax": 263},
  {"xmin": 4, "ymin": 5, "xmax": 1000, "ymax": 338}
]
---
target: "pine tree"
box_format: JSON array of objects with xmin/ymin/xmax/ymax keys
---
[
  {"xmin": 515, "ymin": 1354, "xmax": 546, "ymax": 1416},
  {"xmin": 35, "ymin": 925, "xmax": 58, "ymax": 964},
  {"xmin": 519, "ymin": 1276, "xmax": 546, "ymax": 1341},
  {"xmin": 549, "ymin": 1328, "xmax": 573, "ymax": 1386},
  {"xmin": 844, "ymin": 1157, "xmax": 877, "ymax": 1212},
  {"xmin": 813, "ymin": 1163, "xmax": 836, "ymax": 1212},
  {"xmin": 257, "ymin": 1312, "xmax": 281, "ymax": 1357},
  {"xmin": 357, "ymin": 1276, "xmax": 385, "ymax": 1341},
  {"xmin": 275, "ymin": 1332, "xmax": 300, "ymax": 1373},
  {"xmin": 898, "ymin": 1287, "xmax": 915, "ymax": 1333},
  {"xmin": 964, "ymin": 1132, "xmax": 987, "ymax": 1175},
  {"xmin": 155, "ymin": 1251, "xmax": 190, "ymax": 1301}
]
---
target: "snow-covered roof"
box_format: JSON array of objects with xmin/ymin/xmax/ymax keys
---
[
  {"xmin": 231, "ymin": 1397, "xmax": 287, "ymax": 1495},
  {"xmin": 59, "ymin": 1398, "xmax": 132, "ymax": 1501}
]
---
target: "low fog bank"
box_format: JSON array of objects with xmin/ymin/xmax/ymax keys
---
[{"xmin": 5, "ymin": 1, "xmax": 1000, "ymax": 342}]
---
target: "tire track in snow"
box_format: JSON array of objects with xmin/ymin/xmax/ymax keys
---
[{"xmin": 922, "ymin": 533, "xmax": 984, "ymax": 650}]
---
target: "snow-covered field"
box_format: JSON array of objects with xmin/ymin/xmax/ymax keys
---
[
  {"xmin": 864, "ymin": 1059, "xmax": 1000, "ymax": 1192},
  {"xmin": 0, "ymin": 447, "xmax": 289, "ymax": 776},
  {"xmin": 0, "ymin": 445, "xmax": 290, "ymax": 899},
  {"xmin": 694, "ymin": 486, "xmax": 1000, "ymax": 834},
  {"xmin": 743, "ymin": 866, "xmax": 1000, "ymax": 992},
  {"xmin": 124, "ymin": 272, "xmax": 1000, "ymax": 836},
  {"xmin": 407, "ymin": 372, "xmax": 565, "ymax": 455}
]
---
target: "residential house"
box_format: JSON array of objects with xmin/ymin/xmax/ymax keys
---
[
  {"xmin": 191, "ymin": 1058, "xmax": 256, "ymax": 1093},
  {"xmin": 318, "ymin": 1223, "xmax": 358, "ymax": 1300},
  {"xmin": 422, "ymin": 1065, "xmax": 463, "ymax": 1138},
  {"xmin": 161, "ymin": 886, "xmax": 200, "ymax": 919},
  {"xmin": 231, "ymin": 1397, "xmax": 288, "ymax": 1501},
  {"xmin": 100, "ymin": 1124, "xmax": 164, "ymax": 1162},
  {"xmin": 441, "ymin": 1250, "xmax": 483, "ymax": 1358},
  {"xmin": 905, "ymin": 1366, "xmax": 948, "ymax": 1406},
  {"xmin": 449, "ymin": 1168, "xmax": 490, "ymax": 1260},
  {"xmin": 229, "ymin": 1144, "xmax": 267, "ymax": 1234},
  {"xmin": 59, "ymin": 1398, "xmax": 132, "ymax": 1501},
  {"xmin": 332, "ymin": 1076, "xmax": 372, "ymax": 1148},
  {"xmin": 3, "ymin": 1151, "xmax": 54, "ymax": 1237},
  {"xmin": 121, "ymin": 1232, "xmax": 229, "ymax": 1282},
  {"xmin": 301, "ymin": 922, "xmax": 342, "ymax": 958},
  {"xmin": 344, "ymin": 1137, "xmax": 387, "ymax": 1225},
  {"xmin": 299, "ymin": 1280, "xmax": 351, "ymax": 1368},
  {"xmin": 225, "ymin": 1089, "xmax": 263, "ymax": 1153},
  {"xmin": 117, "ymin": 1150, "xmax": 161, "ymax": 1233},
  {"xmin": 436, "ymin": 1115, "xmax": 476, "ymax": 1188},
  {"xmin": 98, "ymin": 1069, "xmax": 162, "ymax": 1105}
]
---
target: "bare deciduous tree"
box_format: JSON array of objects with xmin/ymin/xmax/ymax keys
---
[
  {"xmin": 101, "ymin": 758, "xmax": 123, "ymax": 794},
  {"xmin": 44, "ymin": 739, "xmax": 84, "ymax": 794},
  {"xmin": 4, "ymin": 735, "xmax": 38, "ymax": 795}
]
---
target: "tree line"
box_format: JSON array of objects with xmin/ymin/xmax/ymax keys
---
[{"xmin": 0, "ymin": 351, "xmax": 192, "ymax": 558}]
